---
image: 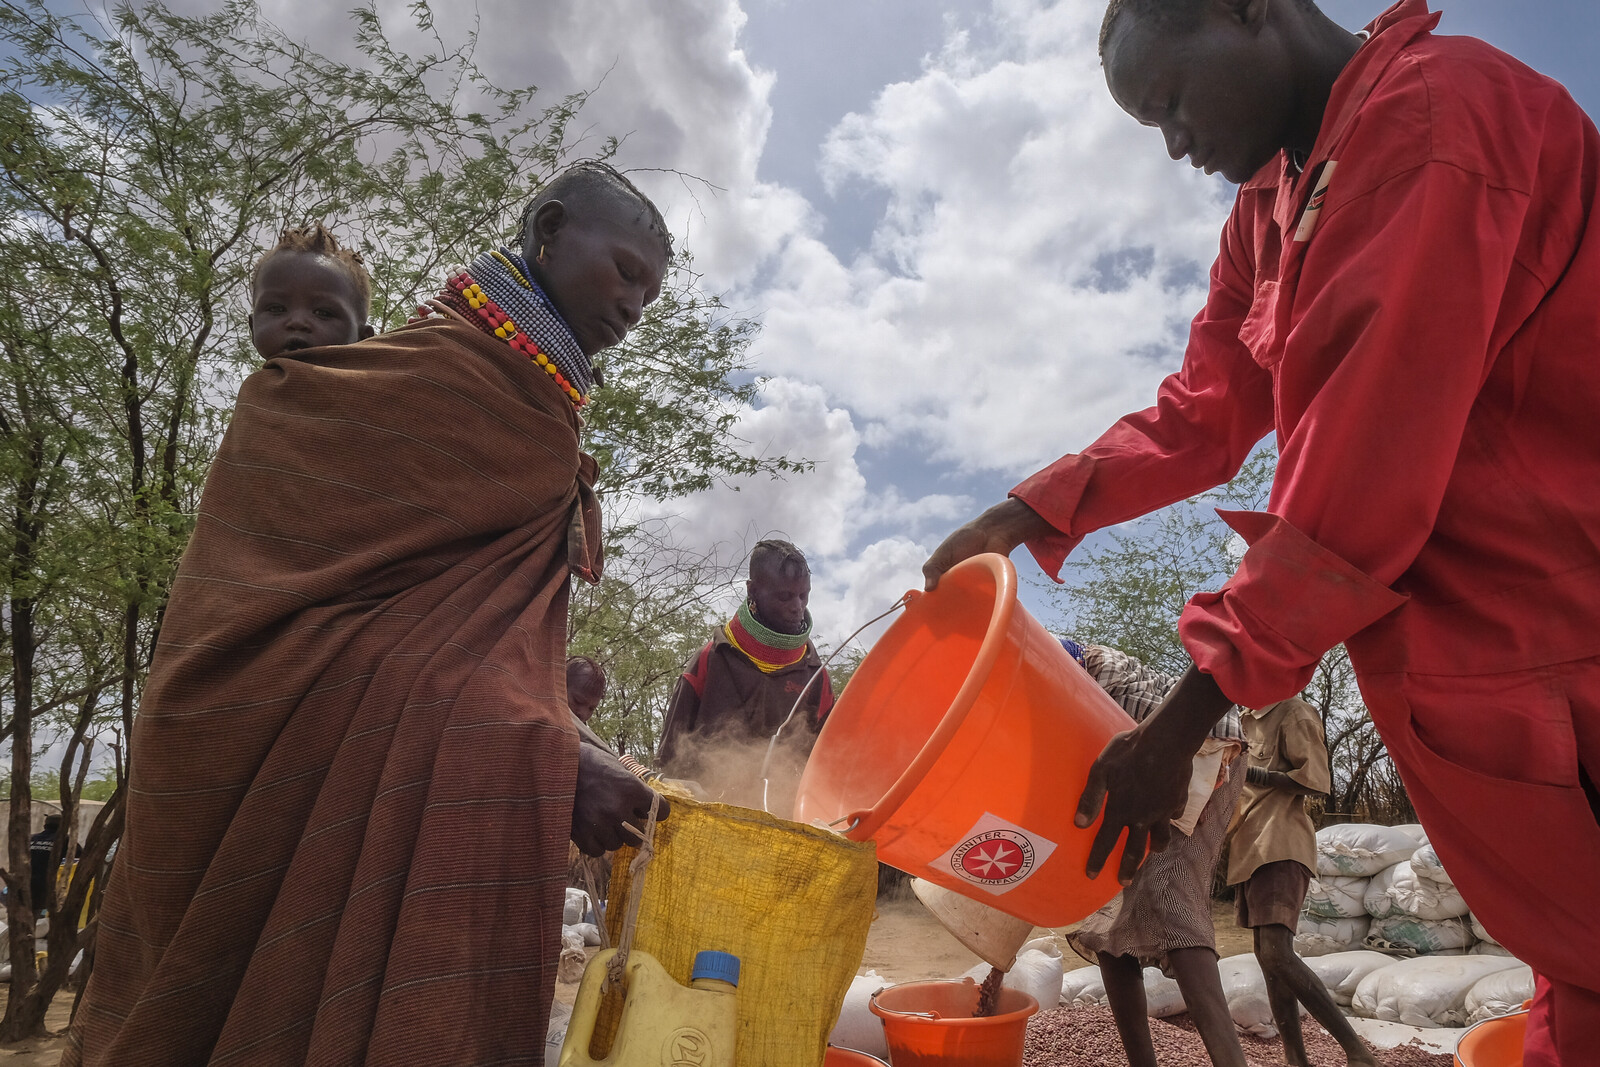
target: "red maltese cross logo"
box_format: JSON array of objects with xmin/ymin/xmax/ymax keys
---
[
  {"xmin": 961, "ymin": 839, "xmax": 1023, "ymax": 879},
  {"xmin": 950, "ymin": 829, "xmax": 1036, "ymax": 886}
]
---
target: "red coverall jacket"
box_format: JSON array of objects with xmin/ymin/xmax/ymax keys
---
[{"xmin": 1012, "ymin": 3, "xmax": 1600, "ymax": 1060}]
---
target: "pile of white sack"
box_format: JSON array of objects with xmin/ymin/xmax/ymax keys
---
[
  {"xmin": 1297, "ymin": 823, "xmax": 1507, "ymax": 959},
  {"xmin": 562, "ymin": 887, "xmax": 602, "ymax": 947},
  {"xmin": 1350, "ymin": 955, "xmax": 1533, "ymax": 1027},
  {"xmin": 1296, "ymin": 822, "xmax": 1421, "ymax": 956},
  {"xmin": 557, "ymin": 888, "xmax": 601, "ymax": 984},
  {"xmin": 1289, "ymin": 823, "xmax": 1535, "ymax": 1026},
  {"xmin": 1056, "ymin": 945, "xmax": 1534, "ymax": 1035}
]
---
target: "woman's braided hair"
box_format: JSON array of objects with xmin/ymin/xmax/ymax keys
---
[{"xmin": 516, "ymin": 160, "xmax": 673, "ymax": 259}]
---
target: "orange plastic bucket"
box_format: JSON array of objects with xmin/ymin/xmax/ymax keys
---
[
  {"xmin": 825, "ymin": 1048, "xmax": 889, "ymax": 1066},
  {"xmin": 869, "ymin": 980, "xmax": 1038, "ymax": 1066},
  {"xmin": 1454, "ymin": 1007, "xmax": 1528, "ymax": 1067},
  {"xmin": 794, "ymin": 553, "xmax": 1134, "ymax": 927}
]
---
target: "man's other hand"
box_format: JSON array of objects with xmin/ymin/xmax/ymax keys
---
[{"xmin": 922, "ymin": 498, "xmax": 1055, "ymax": 590}]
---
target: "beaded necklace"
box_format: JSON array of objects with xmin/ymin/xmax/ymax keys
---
[
  {"xmin": 724, "ymin": 601, "xmax": 813, "ymax": 673},
  {"xmin": 429, "ymin": 249, "xmax": 594, "ymax": 409}
]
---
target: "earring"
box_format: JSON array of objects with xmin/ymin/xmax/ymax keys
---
[{"xmin": 538, "ymin": 244, "xmax": 548, "ymax": 264}]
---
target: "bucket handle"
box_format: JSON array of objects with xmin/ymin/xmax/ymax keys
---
[
  {"xmin": 869, "ymin": 989, "xmax": 943, "ymax": 1021},
  {"xmin": 844, "ymin": 554, "xmax": 1019, "ymax": 842}
]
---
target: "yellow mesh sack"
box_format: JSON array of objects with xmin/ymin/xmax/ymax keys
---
[{"xmin": 601, "ymin": 798, "xmax": 877, "ymax": 1067}]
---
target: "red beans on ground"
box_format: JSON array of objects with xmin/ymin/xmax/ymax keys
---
[{"xmin": 1026, "ymin": 1007, "xmax": 1453, "ymax": 1067}]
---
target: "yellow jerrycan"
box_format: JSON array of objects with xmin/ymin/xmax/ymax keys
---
[{"xmin": 560, "ymin": 948, "xmax": 740, "ymax": 1067}]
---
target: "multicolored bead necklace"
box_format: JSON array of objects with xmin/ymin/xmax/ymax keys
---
[{"xmin": 426, "ymin": 249, "xmax": 594, "ymax": 410}]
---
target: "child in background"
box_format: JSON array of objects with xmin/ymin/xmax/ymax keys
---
[
  {"xmin": 248, "ymin": 222, "xmax": 374, "ymax": 358},
  {"xmin": 1062, "ymin": 640, "xmax": 1248, "ymax": 1067},
  {"xmin": 1226, "ymin": 697, "xmax": 1373, "ymax": 1067}
]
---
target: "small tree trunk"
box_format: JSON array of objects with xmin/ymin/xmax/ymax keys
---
[
  {"xmin": 17, "ymin": 790, "xmax": 125, "ymax": 1037},
  {"xmin": 3, "ymin": 592, "xmax": 40, "ymax": 1040}
]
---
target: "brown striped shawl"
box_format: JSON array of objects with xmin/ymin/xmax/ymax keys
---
[{"xmin": 66, "ymin": 314, "xmax": 602, "ymax": 1066}]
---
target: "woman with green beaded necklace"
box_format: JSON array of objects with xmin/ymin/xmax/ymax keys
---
[{"xmin": 656, "ymin": 539, "xmax": 834, "ymax": 818}]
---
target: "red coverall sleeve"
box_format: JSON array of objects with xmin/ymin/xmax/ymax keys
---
[
  {"xmin": 1012, "ymin": 205, "xmax": 1278, "ymax": 578},
  {"xmin": 1180, "ymin": 158, "xmax": 1528, "ymax": 707}
]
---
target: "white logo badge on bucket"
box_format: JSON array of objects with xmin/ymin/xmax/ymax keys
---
[{"xmin": 937, "ymin": 812, "xmax": 1058, "ymax": 895}]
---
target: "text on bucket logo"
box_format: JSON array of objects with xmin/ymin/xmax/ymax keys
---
[{"xmin": 935, "ymin": 812, "xmax": 1058, "ymax": 895}]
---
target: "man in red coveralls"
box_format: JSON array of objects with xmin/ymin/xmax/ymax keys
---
[{"xmin": 924, "ymin": 1, "xmax": 1600, "ymax": 1061}]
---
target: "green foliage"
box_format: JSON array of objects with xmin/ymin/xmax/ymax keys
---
[
  {"xmin": 0, "ymin": 769, "xmax": 116, "ymax": 804},
  {"xmin": 1057, "ymin": 448, "xmax": 1274, "ymax": 676},
  {"xmin": 589, "ymin": 263, "xmax": 808, "ymax": 504}
]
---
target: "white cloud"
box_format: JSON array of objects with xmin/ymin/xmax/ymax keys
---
[{"xmin": 745, "ymin": 0, "xmax": 1234, "ymax": 477}]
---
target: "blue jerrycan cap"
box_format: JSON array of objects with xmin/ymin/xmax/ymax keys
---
[{"xmin": 690, "ymin": 950, "xmax": 741, "ymax": 988}]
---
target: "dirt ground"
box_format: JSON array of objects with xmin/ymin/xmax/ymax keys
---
[
  {"xmin": 856, "ymin": 896, "xmax": 1255, "ymax": 981},
  {"xmin": 0, "ymin": 991, "xmax": 74, "ymax": 1066}
]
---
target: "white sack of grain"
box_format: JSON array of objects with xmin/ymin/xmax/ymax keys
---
[
  {"xmin": 1466, "ymin": 964, "xmax": 1536, "ymax": 1024},
  {"xmin": 960, "ymin": 937, "xmax": 1064, "ymax": 1010},
  {"xmin": 1295, "ymin": 914, "xmax": 1372, "ymax": 957},
  {"xmin": 568, "ymin": 922, "xmax": 602, "ymax": 947},
  {"xmin": 560, "ymin": 926, "xmax": 585, "ymax": 953},
  {"xmin": 1393, "ymin": 824, "xmax": 1428, "ymax": 845},
  {"xmin": 563, "ymin": 887, "xmax": 590, "ymax": 926},
  {"xmin": 1469, "ymin": 942, "xmax": 1516, "ymax": 958},
  {"xmin": 1304, "ymin": 950, "xmax": 1397, "ymax": 1007},
  {"xmin": 1217, "ymin": 952, "xmax": 1305, "ymax": 1038},
  {"xmin": 1305, "ymin": 875, "xmax": 1370, "ymax": 919},
  {"xmin": 1317, "ymin": 824, "xmax": 1420, "ymax": 877},
  {"xmin": 1351, "ymin": 955, "xmax": 1520, "ymax": 1027},
  {"xmin": 1061, "ymin": 965, "xmax": 1108, "ymax": 1008},
  {"xmin": 557, "ymin": 947, "xmax": 586, "ymax": 984},
  {"xmin": 545, "ymin": 999, "xmax": 571, "ymax": 1067},
  {"xmin": 1409, "ymin": 842, "xmax": 1451, "ymax": 885},
  {"xmin": 1144, "ymin": 967, "xmax": 1187, "ymax": 1019},
  {"xmin": 828, "ymin": 970, "xmax": 890, "ymax": 1059},
  {"xmin": 1362, "ymin": 862, "xmax": 1406, "ymax": 919},
  {"xmin": 1384, "ymin": 860, "xmax": 1470, "ymax": 921},
  {"xmin": 1469, "ymin": 913, "xmax": 1504, "ymax": 947},
  {"xmin": 1366, "ymin": 913, "xmax": 1475, "ymax": 956}
]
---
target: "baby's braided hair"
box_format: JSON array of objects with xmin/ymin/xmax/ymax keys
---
[{"xmin": 251, "ymin": 222, "xmax": 372, "ymax": 317}]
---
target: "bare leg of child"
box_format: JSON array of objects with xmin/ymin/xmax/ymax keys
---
[
  {"xmin": 1097, "ymin": 951, "xmax": 1157, "ymax": 1067},
  {"xmin": 1254, "ymin": 925, "xmax": 1377, "ymax": 1067},
  {"xmin": 1169, "ymin": 946, "xmax": 1248, "ymax": 1067}
]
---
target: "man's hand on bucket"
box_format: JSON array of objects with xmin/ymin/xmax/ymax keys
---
[
  {"xmin": 573, "ymin": 744, "xmax": 671, "ymax": 856},
  {"xmin": 1073, "ymin": 666, "xmax": 1233, "ymax": 884},
  {"xmin": 922, "ymin": 498, "xmax": 1056, "ymax": 590}
]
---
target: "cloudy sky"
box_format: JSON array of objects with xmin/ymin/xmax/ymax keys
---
[{"xmin": 253, "ymin": 0, "xmax": 1600, "ymax": 650}]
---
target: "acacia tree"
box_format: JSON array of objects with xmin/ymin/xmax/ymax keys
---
[
  {"xmin": 566, "ymin": 526, "xmax": 732, "ymax": 758},
  {"xmin": 1049, "ymin": 448, "xmax": 1410, "ymax": 823},
  {"xmin": 0, "ymin": 0, "xmax": 796, "ymax": 1037}
]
